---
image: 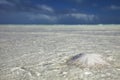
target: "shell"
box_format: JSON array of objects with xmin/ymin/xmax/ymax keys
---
[{"xmin": 67, "ymin": 53, "xmax": 109, "ymax": 68}]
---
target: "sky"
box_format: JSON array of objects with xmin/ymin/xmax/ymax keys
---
[{"xmin": 0, "ymin": 0, "xmax": 120, "ymax": 24}]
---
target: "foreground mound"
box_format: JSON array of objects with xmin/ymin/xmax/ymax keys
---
[{"xmin": 67, "ymin": 53, "xmax": 109, "ymax": 68}]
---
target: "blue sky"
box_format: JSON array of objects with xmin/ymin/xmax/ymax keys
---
[{"xmin": 0, "ymin": 0, "xmax": 120, "ymax": 24}]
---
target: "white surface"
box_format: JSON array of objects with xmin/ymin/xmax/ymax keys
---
[{"xmin": 0, "ymin": 25, "xmax": 120, "ymax": 80}]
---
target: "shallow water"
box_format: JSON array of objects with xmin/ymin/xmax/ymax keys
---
[{"xmin": 0, "ymin": 25, "xmax": 120, "ymax": 80}]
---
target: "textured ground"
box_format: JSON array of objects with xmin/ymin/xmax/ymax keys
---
[{"xmin": 0, "ymin": 25, "xmax": 120, "ymax": 80}]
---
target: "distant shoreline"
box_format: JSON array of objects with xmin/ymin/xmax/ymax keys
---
[{"xmin": 0, "ymin": 25, "xmax": 120, "ymax": 32}]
